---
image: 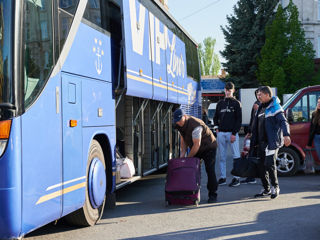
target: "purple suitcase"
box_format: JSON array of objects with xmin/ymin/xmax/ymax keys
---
[{"xmin": 165, "ymin": 157, "xmax": 201, "ymax": 206}]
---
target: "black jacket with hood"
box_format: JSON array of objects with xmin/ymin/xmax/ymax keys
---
[{"xmin": 213, "ymin": 97, "xmax": 242, "ymax": 135}]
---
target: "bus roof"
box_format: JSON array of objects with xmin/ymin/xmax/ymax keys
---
[{"xmin": 152, "ymin": 0, "xmax": 198, "ymax": 47}]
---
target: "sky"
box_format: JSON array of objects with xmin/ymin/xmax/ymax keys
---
[{"xmin": 167, "ymin": 0, "xmax": 239, "ymax": 64}]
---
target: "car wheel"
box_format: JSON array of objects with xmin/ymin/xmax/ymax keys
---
[{"xmin": 277, "ymin": 147, "xmax": 300, "ymax": 176}]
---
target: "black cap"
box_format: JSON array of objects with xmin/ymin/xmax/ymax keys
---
[{"xmin": 173, "ymin": 108, "xmax": 184, "ymax": 124}]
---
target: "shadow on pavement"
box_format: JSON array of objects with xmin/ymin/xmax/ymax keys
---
[
  {"xmin": 25, "ymin": 167, "xmax": 320, "ymax": 239},
  {"xmin": 119, "ymin": 204, "xmax": 320, "ymax": 240}
]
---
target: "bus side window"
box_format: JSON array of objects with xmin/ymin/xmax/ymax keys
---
[
  {"xmin": 24, "ymin": 0, "xmax": 54, "ymax": 108},
  {"xmin": 58, "ymin": 0, "xmax": 80, "ymax": 53},
  {"xmin": 291, "ymin": 95, "xmax": 308, "ymax": 123},
  {"xmin": 83, "ymin": 0, "xmax": 102, "ymax": 28},
  {"xmin": 60, "ymin": 0, "xmax": 79, "ymax": 15}
]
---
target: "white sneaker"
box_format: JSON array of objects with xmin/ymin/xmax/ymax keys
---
[{"xmin": 271, "ymin": 186, "xmax": 280, "ymax": 199}]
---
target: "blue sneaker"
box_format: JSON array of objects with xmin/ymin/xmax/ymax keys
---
[
  {"xmin": 240, "ymin": 178, "xmax": 256, "ymax": 184},
  {"xmin": 218, "ymin": 178, "xmax": 226, "ymax": 185},
  {"xmin": 228, "ymin": 178, "xmax": 240, "ymax": 187}
]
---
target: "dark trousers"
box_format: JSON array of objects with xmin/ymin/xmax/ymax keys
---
[
  {"xmin": 197, "ymin": 149, "xmax": 218, "ymax": 197},
  {"xmin": 258, "ymin": 146, "xmax": 279, "ymax": 191}
]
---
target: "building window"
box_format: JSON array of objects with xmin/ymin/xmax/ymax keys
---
[
  {"xmin": 41, "ymin": 0, "xmax": 46, "ymax": 10},
  {"xmin": 40, "ymin": 21, "xmax": 48, "ymax": 40}
]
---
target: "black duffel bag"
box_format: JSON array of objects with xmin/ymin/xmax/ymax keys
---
[{"xmin": 231, "ymin": 157, "xmax": 259, "ymax": 178}]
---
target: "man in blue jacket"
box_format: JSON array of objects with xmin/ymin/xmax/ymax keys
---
[{"xmin": 250, "ymin": 86, "xmax": 291, "ymax": 199}]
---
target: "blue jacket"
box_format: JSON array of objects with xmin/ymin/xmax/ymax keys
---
[{"xmin": 252, "ymin": 97, "xmax": 290, "ymax": 150}]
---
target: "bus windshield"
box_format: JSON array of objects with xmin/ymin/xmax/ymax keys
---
[{"xmin": 0, "ymin": 1, "xmax": 13, "ymax": 107}]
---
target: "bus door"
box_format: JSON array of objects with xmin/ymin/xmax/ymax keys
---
[{"xmin": 61, "ymin": 74, "xmax": 85, "ymax": 216}]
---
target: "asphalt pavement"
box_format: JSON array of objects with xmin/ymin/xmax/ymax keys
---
[{"xmin": 26, "ymin": 136, "xmax": 320, "ymax": 240}]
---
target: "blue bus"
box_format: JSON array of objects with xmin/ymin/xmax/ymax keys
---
[{"xmin": 0, "ymin": 0, "xmax": 201, "ymax": 238}]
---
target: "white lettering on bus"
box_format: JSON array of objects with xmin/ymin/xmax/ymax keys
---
[
  {"xmin": 129, "ymin": 0, "xmax": 185, "ymax": 78},
  {"xmin": 129, "ymin": 0, "xmax": 146, "ymax": 55},
  {"xmin": 167, "ymin": 34, "xmax": 185, "ymax": 79},
  {"xmin": 155, "ymin": 18, "xmax": 167, "ymax": 65}
]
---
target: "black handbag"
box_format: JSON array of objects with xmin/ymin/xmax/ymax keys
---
[{"xmin": 231, "ymin": 156, "xmax": 259, "ymax": 178}]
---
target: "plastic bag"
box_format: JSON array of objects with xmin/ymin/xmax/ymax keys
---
[
  {"xmin": 119, "ymin": 157, "xmax": 136, "ymax": 178},
  {"xmin": 304, "ymin": 149, "xmax": 315, "ymax": 174}
]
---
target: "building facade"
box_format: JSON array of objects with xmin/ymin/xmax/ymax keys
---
[{"xmin": 281, "ymin": 0, "xmax": 320, "ymax": 57}]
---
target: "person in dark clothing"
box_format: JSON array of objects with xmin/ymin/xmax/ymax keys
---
[
  {"xmin": 173, "ymin": 108, "xmax": 218, "ymax": 203},
  {"xmin": 250, "ymin": 86, "xmax": 291, "ymax": 199},
  {"xmin": 306, "ymin": 97, "xmax": 320, "ymax": 159},
  {"xmin": 241, "ymin": 89, "xmax": 260, "ymax": 184},
  {"xmin": 202, "ymin": 109, "xmax": 209, "ymax": 125},
  {"xmin": 213, "ymin": 82, "xmax": 242, "ymax": 187}
]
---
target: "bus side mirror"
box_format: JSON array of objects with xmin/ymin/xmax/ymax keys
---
[{"xmin": 286, "ymin": 108, "xmax": 293, "ymax": 123}]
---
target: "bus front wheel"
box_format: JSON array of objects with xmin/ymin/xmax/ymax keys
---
[{"xmin": 65, "ymin": 140, "xmax": 106, "ymax": 226}]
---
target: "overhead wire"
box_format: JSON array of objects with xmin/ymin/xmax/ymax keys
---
[{"xmin": 179, "ymin": 0, "xmax": 223, "ymax": 21}]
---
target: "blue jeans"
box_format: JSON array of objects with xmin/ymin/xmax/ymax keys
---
[
  {"xmin": 314, "ymin": 134, "xmax": 320, "ymax": 160},
  {"xmin": 217, "ymin": 132, "xmax": 240, "ymax": 179}
]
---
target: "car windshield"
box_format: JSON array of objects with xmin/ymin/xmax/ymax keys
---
[
  {"xmin": 0, "ymin": 1, "xmax": 13, "ymax": 107},
  {"xmin": 282, "ymin": 90, "xmax": 300, "ymax": 110}
]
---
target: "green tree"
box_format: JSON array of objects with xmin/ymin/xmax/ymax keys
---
[
  {"xmin": 257, "ymin": 5, "xmax": 287, "ymax": 87},
  {"xmin": 198, "ymin": 37, "xmax": 221, "ymax": 76},
  {"xmin": 221, "ymin": 0, "xmax": 279, "ymax": 88},
  {"xmin": 257, "ymin": 1, "xmax": 315, "ymax": 96}
]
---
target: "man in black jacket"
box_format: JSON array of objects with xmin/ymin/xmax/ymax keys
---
[
  {"xmin": 251, "ymin": 86, "xmax": 291, "ymax": 199},
  {"xmin": 241, "ymin": 89, "xmax": 260, "ymax": 184},
  {"xmin": 213, "ymin": 82, "xmax": 242, "ymax": 187}
]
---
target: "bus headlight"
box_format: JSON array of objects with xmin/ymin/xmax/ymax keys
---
[{"xmin": 0, "ymin": 120, "xmax": 11, "ymax": 157}]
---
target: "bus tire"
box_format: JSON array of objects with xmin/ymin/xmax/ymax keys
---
[{"xmin": 64, "ymin": 140, "xmax": 106, "ymax": 226}]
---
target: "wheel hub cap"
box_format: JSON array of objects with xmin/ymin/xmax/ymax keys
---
[{"xmin": 88, "ymin": 158, "xmax": 106, "ymax": 209}]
